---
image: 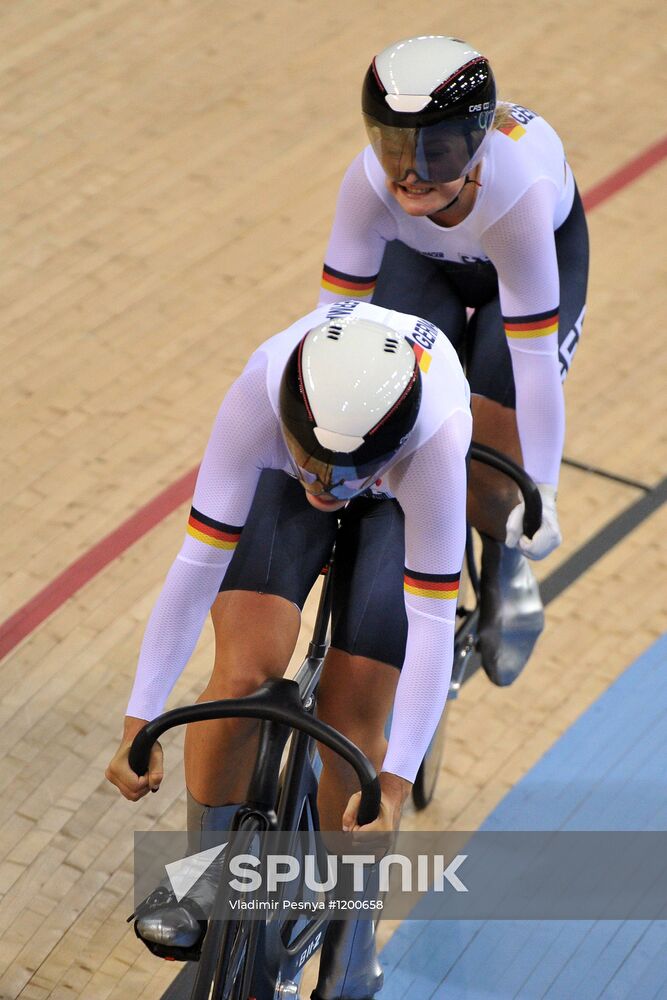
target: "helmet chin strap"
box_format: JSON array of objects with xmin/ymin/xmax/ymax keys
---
[{"xmin": 436, "ymin": 172, "xmax": 481, "ymax": 213}]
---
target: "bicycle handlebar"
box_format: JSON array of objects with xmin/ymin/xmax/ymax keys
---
[
  {"xmin": 128, "ymin": 684, "xmax": 382, "ymax": 827},
  {"xmin": 470, "ymin": 442, "xmax": 542, "ymax": 539}
]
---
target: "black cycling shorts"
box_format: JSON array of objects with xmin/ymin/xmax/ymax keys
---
[
  {"xmin": 219, "ymin": 470, "xmax": 407, "ymax": 670},
  {"xmin": 372, "ymin": 185, "xmax": 589, "ymax": 408}
]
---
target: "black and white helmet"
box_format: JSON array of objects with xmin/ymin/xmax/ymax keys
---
[
  {"xmin": 279, "ymin": 316, "xmax": 421, "ymax": 500},
  {"xmin": 362, "ymin": 36, "xmax": 496, "ymax": 183}
]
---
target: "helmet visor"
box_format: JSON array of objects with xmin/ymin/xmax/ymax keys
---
[
  {"xmin": 282, "ymin": 426, "xmax": 390, "ymax": 501},
  {"xmin": 364, "ymin": 113, "xmax": 490, "ymax": 183}
]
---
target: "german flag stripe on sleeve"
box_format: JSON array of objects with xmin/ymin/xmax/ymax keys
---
[
  {"xmin": 404, "ymin": 568, "xmax": 460, "ymax": 601},
  {"xmin": 186, "ymin": 508, "xmax": 242, "ymax": 550},
  {"xmin": 321, "ymin": 264, "xmax": 377, "ymax": 298},
  {"xmin": 504, "ymin": 307, "xmax": 559, "ymax": 340}
]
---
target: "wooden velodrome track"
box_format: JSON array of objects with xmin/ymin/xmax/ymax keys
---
[{"xmin": 1, "ymin": 1, "xmax": 665, "ymax": 997}]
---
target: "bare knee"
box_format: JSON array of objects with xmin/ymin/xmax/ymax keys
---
[
  {"xmin": 468, "ymin": 463, "xmax": 521, "ymax": 537},
  {"xmin": 205, "ymin": 590, "xmax": 301, "ymax": 697}
]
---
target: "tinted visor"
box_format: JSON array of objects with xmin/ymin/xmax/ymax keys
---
[
  {"xmin": 364, "ymin": 113, "xmax": 490, "ymax": 183},
  {"xmin": 282, "ymin": 426, "xmax": 393, "ymax": 501}
]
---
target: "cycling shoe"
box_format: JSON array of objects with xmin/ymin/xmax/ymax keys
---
[
  {"xmin": 131, "ymin": 800, "xmax": 237, "ymax": 961},
  {"xmin": 131, "ymin": 883, "xmax": 207, "ymax": 961}
]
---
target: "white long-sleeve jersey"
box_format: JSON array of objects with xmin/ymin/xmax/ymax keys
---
[
  {"xmin": 319, "ymin": 105, "xmax": 576, "ymax": 486},
  {"xmin": 127, "ymin": 300, "xmax": 472, "ymax": 783}
]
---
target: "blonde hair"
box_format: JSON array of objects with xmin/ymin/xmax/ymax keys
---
[{"xmin": 492, "ymin": 101, "xmax": 517, "ymax": 132}]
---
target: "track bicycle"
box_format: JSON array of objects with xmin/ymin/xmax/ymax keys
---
[
  {"xmin": 411, "ymin": 442, "xmax": 542, "ymax": 810},
  {"xmin": 129, "ymin": 545, "xmax": 381, "ymax": 1000},
  {"xmin": 129, "ymin": 442, "xmax": 540, "ymax": 997}
]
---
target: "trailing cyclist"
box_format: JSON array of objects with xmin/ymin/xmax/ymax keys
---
[{"xmin": 319, "ymin": 35, "xmax": 589, "ymax": 685}]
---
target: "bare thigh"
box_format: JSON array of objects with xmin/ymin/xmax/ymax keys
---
[{"xmin": 184, "ymin": 590, "xmax": 300, "ymax": 805}]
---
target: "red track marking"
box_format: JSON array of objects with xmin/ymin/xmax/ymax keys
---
[
  {"xmin": 582, "ymin": 135, "xmax": 667, "ymax": 212},
  {"xmin": 0, "ymin": 469, "xmax": 197, "ymax": 660},
  {"xmin": 1, "ymin": 136, "xmax": 666, "ymax": 661}
]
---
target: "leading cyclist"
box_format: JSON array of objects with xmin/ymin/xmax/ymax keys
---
[
  {"xmin": 106, "ymin": 299, "xmax": 471, "ymax": 998},
  {"xmin": 320, "ymin": 35, "xmax": 589, "ymax": 685}
]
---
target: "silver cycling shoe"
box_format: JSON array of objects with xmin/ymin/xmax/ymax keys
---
[
  {"xmin": 137, "ymin": 904, "xmax": 202, "ymax": 947},
  {"xmin": 478, "ymin": 535, "xmax": 545, "ymax": 686},
  {"xmin": 132, "ymin": 799, "xmax": 237, "ymax": 962},
  {"xmin": 132, "ymin": 858, "xmax": 223, "ymax": 961}
]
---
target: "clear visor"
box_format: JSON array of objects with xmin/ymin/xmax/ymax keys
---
[
  {"xmin": 282, "ymin": 426, "xmax": 387, "ymax": 501},
  {"xmin": 363, "ymin": 112, "xmax": 491, "ymax": 183}
]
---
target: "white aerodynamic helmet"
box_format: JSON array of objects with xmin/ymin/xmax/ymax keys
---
[
  {"xmin": 362, "ymin": 35, "xmax": 497, "ymax": 183},
  {"xmin": 279, "ymin": 315, "xmax": 422, "ymax": 500}
]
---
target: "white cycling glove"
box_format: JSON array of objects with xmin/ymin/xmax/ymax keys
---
[{"xmin": 506, "ymin": 483, "xmax": 561, "ymax": 561}]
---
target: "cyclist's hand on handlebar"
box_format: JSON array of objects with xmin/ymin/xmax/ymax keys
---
[
  {"xmin": 506, "ymin": 483, "xmax": 561, "ymax": 560},
  {"xmin": 343, "ymin": 773, "xmax": 410, "ymax": 833},
  {"xmin": 105, "ymin": 717, "xmax": 164, "ymax": 801}
]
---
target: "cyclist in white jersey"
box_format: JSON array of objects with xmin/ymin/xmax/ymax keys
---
[
  {"xmin": 106, "ymin": 300, "xmax": 472, "ymax": 997},
  {"xmin": 320, "ymin": 36, "xmax": 589, "ymax": 685}
]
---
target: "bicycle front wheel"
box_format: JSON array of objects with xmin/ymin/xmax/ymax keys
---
[
  {"xmin": 190, "ymin": 894, "xmax": 271, "ymax": 1000},
  {"xmin": 188, "ymin": 815, "xmax": 270, "ymax": 1000}
]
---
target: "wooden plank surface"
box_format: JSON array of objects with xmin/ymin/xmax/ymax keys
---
[{"xmin": 0, "ymin": 0, "xmax": 665, "ymax": 996}]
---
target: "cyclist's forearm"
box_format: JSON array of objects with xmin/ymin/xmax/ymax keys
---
[
  {"xmin": 381, "ymin": 602, "xmax": 455, "ymax": 782},
  {"xmin": 509, "ymin": 344, "xmax": 564, "ymax": 486},
  {"xmin": 380, "ymin": 771, "xmax": 412, "ymax": 801},
  {"xmin": 122, "ymin": 715, "xmax": 150, "ymax": 741},
  {"xmin": 386, "ymin": 415, "xmax": 468, "ymax": 782}
]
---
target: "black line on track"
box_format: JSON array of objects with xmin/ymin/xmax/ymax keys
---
[
  {"xmin": 539, "ymin": 474, "xmax": 667, "ymax": 605},
  {"xmin": 561, "ymin": 456, "xmax": 653, "ymax": 493}
]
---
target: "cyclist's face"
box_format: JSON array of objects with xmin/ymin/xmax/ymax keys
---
[
  {"xmin": 303, "ymin": 490, "xmax": 348, "ymax": 512},
  {"xmin": 282, "ymin": 425, "xmax": 379, "ymax": 504},
  {"xmin": 364, "ymin": 115, "xmax": 480, "ymax": 217},
  {"xmin": 385, "ymin": 171, "xmax": 464, "ymax": 217}
]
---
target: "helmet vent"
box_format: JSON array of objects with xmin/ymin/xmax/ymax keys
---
[
  {"xmin": 383, "ymin": 336, "xmax": 400, "ymax": 353},
  {"xmin": 327, "ymin": 323, "xmax": 343, "ymax": 341}
]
